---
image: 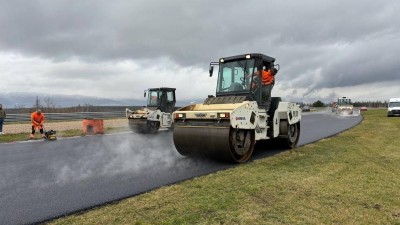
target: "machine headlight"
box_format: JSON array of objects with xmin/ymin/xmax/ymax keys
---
[
  {"xmin": 245, "ymin": 54, "xmax": 251, "ymax": 59},
  {"xmin": 175, "ymin": 113, "xmax": 186, "ymax": 119},
  {"xmin": 219, "ymin": 58, "xmax": 224, "ymax": 63},
  {"xmin": 218, "ymin": 113, "xmax": 230, "ymax": 119}
]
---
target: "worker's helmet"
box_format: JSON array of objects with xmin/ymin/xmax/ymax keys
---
[{"xmin": 36, "ymin": 109, "xmax": 42, "ymax": 114}]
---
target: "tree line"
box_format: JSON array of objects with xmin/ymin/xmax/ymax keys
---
[
  {"xmin": 6, "ymin": 96, "xmax": 131, "ymax": 114},
  {"xmin": 305, "ymin": 100, "xmax": 389, "ymax": 108},
  {"xmin": 5, "ymin": 96, "xmax": 391, "ymax": 114}
]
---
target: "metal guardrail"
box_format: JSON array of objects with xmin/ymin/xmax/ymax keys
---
[{"xmin": 5, "ymin": 111, "xmax": 126, "ymax": 123}]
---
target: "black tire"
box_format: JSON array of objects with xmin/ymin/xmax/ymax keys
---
[
  {"xmin": 168, "ymin": 123, "xmax": 174, "ymax": 131},
  {"xmin": 278, "ymin": 121, "xmax": 300, "ymax": 149},
  {"xmin": 147, "ymin": 121, "xmax": 160, "ymax": 134},
  {"xmin": 287, "ymin": 122, "xmax": 300, "ymax": 148},
  {"xmin": 228, "ymin": 128, "xmax": 255, "ymax": 163}
]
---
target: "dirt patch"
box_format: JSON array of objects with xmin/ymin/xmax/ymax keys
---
[{"xmin": 3, "ymin": 119, "xmax": 128, "ymax": 134}]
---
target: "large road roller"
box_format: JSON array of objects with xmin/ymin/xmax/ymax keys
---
[
  {"xmin": 172, "ymin": 53, "xmax": 301, "ymax": 162},
  {"xmin": 126, "ymin": 87, "xmax": 176, "ymax": 133}
]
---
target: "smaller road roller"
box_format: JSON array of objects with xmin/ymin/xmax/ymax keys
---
[
  {"xmin": 333, "ymin": 97, "xmax": 354, "ymax": 115},
  {"xmin": 126, "ymin": 87, "xmax": 176, "ymax": 133},
  {"xmin": 172, "ymin": 53, "xmax": 301, "ymax": 163}
]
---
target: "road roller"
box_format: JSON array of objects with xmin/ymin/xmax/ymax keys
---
[
  {"xmin": 334, "ymin": 96, "xmax": 354, "ymax": 115},
  {"xmin": 172, "ymin": 53, "xmax": 301, "ymax": 162},
  {"xmin": 126, "ymin": 87, "xmax": 176, "ymax": 133}
]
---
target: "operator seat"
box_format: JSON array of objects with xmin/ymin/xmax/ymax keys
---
[{"xmin": 229, "ymin": 83, "xmax": 244, "ymax": 92}]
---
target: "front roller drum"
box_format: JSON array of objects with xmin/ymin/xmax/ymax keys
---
[
  {"xmin": 128, "ymin": 119, "xmax": 160, "ymax": 134},
  {"xmin": 173, "ymin": 126, "xmax": 255, "ymax": 163},
  {"xmin": 129, "ymin": 118, "xmax": 147, "ymax": 133}
]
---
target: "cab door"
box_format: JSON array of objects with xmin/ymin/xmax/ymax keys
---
[
  {"xmin": 161, "ymin": 113, "xmax": 172, "ymax": 127},
  {"xmin": 165, "ymin": 90, "xmax": 176, "ymax": 113}
]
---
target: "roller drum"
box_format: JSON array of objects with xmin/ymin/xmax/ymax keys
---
[
  {"xmin": 128, "ymin": 118, "xmax": 148, "ymax": 133},
  {"xmin": 173, "ymin": 125, "xmax": 254, "ymax": 163}
]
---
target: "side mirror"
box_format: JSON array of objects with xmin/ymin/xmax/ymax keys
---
[
  {"xmin": 274, "ymin": 64, "xmax": 280, "ymax": 72},
  {"xmin": 144, "ymin": 90, "xmax": 147, "ymax": 98},
  {"xmin": 209, "ymin": 66, "xmax": 214, "ymax": 77}
]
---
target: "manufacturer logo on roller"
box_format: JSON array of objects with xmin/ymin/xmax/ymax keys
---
[
  {"xmin": 195, "ymin": 113, "xmax": 207, "ymax": 117},
  {"xmin": 236, "ymin": 117, "xmax": 246, "ymax": 120}
]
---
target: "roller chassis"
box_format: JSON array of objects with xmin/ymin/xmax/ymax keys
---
[
  {"xmin": 173, "ymin": 99, "xmax": 301, "ymax": 162},
  {"xmin": 128, "ymin": 107, "xmax": 173, "ymax": 134},
  {"xmin": 335, "ymin": 97, "xmax": 354, "ymax": 115},
  {"xmin": 127, "ymin": 87, "xmax": 176, "ymax": 134}
]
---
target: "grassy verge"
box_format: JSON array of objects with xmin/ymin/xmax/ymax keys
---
[
  {"xmin": 0, "ymin": 127, "xmax": 130, "ymax": 143},
  {"xmin": 44, "ymin": 109, "xmax": 399, "ymax": 224}
]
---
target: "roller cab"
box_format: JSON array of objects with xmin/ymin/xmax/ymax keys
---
[{"xmin": 172, "ymin": 54, "xmax": 301, "ymax": 162}]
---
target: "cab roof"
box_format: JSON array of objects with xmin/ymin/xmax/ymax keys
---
[
  {"xmin": 220, "ymin": 53, "xmax": 275, "ymax": 63},
  {"xmin": 148, "ymin": 87, "xmax": 176, "ymax": 91}
]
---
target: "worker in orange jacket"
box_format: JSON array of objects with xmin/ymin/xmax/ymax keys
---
[
  {"xmin": 30, "ymin": 109, "xmax": 45, "ymax": 139},
  {"xmin": 252, "ymin": 66, "xmax": 278, "ymax": 111}
]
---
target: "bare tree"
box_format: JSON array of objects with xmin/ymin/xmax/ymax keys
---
[
  {"xmin": 83, "ymin": 103, "xmax": 92, "ymax": 112},
  {"xmin": 44, "ymin": 97, "xmax": 57, "ymax": 112}
]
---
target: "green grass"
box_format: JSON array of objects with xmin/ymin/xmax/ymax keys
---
[{"xmin": 42, "ymin": 110, "xmax": 400, "ymax": 224}]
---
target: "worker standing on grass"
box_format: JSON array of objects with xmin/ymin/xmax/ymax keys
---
[
  {"xmin": 0, "ymin": 104, "xmax": 6, "ymax": 135},
  {"xmin": 30, "ymin": 109, "xmax": 45, "ymax": 139}
]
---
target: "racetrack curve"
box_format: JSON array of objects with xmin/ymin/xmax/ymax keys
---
[{"xmin": 0, "ymin": 111, "xmax": 362, "ymax": 225}]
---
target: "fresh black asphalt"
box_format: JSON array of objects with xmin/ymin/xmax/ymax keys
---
[{"xmin": 0, "ymin": 112, "xmax": 362, "ymax": 225}]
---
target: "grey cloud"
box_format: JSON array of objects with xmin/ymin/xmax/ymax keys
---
[{"xmin": 0, "ymin": 0, "xmax": 399, "ymax": 96}]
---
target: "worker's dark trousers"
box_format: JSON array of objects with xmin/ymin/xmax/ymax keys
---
[
  {"xmin": 0, "ymin": 118, "xmax": 4, "ymax": 132},
  {"xmin": 32, "ymin": 126, "xmax": 44, "ymax": 134},
  {"xmin": 262, "ymin": 84, "xmax": 273, "ymax": 111}
]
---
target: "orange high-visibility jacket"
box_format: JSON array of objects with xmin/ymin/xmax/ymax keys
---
[
  {"xmin": 31, "ymin": 112, "xmax": 45, "ymax": 127},
  {"xmin": 255, "ymin": 69, "xmax": 274, "ymax": 85}
]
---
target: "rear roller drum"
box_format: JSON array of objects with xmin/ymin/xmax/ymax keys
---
[{"xmin": 287, "ymin": 122, "xmax": 300, "ymax": 148}]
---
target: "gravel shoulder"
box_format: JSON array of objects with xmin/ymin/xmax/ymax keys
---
[{"xmin": 3, "ymin": 118, "xmax": 128, "ymax": 134}]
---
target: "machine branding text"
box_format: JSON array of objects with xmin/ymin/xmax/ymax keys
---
[{"xmin": 195, "ymin": 113, "xmax": 207, "ymax": 117}]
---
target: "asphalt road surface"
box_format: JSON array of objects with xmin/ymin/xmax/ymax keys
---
[{"xmin": 0, "ymin": 112, "xmax": 362, "ymax": 225}]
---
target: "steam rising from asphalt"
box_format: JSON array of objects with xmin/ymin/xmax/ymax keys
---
[
  {"xmin": 50, "ymin": 110, "xmax": 362, "ymax": 184},
  {"xmin": 335, "ymin": 109, "xmax": 361, "ymax": 118},
  {"xmin": 51, "ymin": 131, "xmax": 196, "ymax": 184},
  {"xmin": 308, "ymin": 107, "xmax": 361, "ymax": 117}
]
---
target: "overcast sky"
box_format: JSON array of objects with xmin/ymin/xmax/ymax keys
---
[{"xmin": 1, "ymin": 0, "xmax": 399, "ymax": 104}]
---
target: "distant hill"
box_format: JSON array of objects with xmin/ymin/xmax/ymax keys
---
[
  {"xmin": 0, "ymin": 92, "xmax": 199, "ymax": 109},
  {"xmin": 0, "ymin": 92, "xmax": 144, "ymax": 108}
]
